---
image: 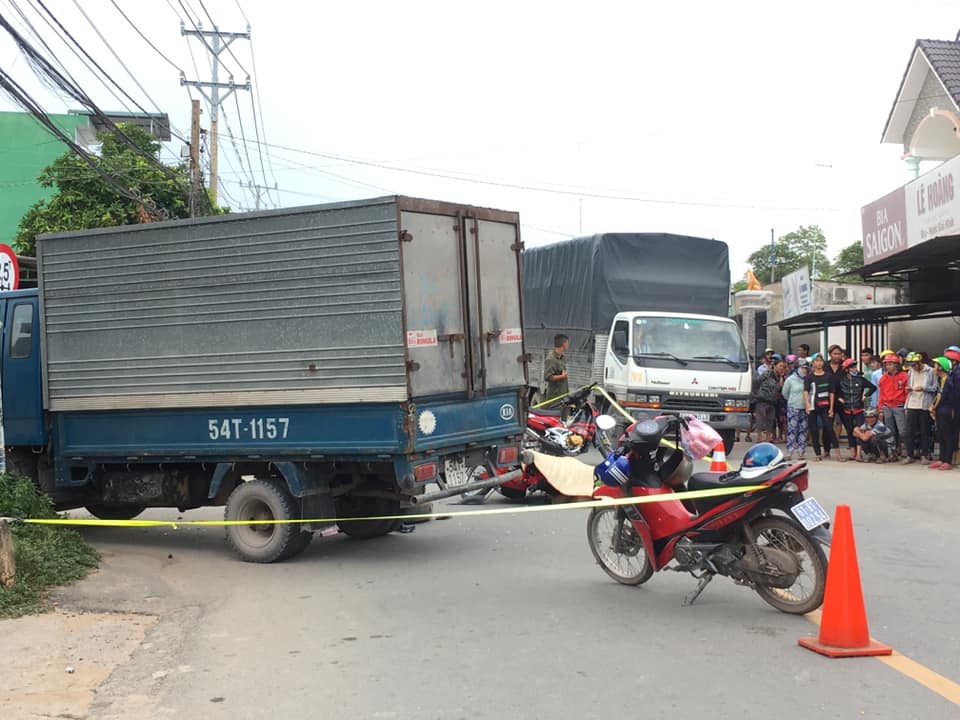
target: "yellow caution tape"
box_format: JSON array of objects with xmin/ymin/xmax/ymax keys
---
[{"xmin": 18, "ymin": 483, "xmax": 766, "ymax": 529}]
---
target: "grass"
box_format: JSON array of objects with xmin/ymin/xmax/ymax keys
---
[{"xmin": 0, "ymin": 472, "xmax": 99, "ymax": 618}]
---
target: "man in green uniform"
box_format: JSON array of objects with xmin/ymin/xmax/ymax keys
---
[{"xmin": 543, "ymin": 334, "xmax": 570, "ymax": 403}]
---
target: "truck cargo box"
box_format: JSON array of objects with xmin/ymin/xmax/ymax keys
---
[{"xmin": 37, "ymin": 196, "xmax": 527, "ymax": 412}]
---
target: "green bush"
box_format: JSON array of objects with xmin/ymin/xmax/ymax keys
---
[{"xmin": 0, "ymin": 472, "xmax": 99, "ymax": 618}]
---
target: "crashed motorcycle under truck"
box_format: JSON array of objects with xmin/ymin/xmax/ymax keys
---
[{"xmin": 0, "ymin": 196, "xmax": 529, "ymax": 562}]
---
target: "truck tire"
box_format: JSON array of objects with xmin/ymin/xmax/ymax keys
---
[
  {"xmin": 224, "ymin": 480, "xmax": 306, "ymax": 563},
  {"xmin": 337, "ymin": 496, "xmax": 401, "ymax": 539},
  {"xmin": 85, "ymin": 503, "xmax": 146, "ymax": 521},
  {"xmin": 719, "ymin": 429, "xmax": 736, "ymax": 455}
]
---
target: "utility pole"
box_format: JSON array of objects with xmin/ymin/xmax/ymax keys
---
[
  {"xmin": 190, "ymin": 99, "xmax": 200, "ymax": 217},
  {"xmin": 242, "ymin": 181, "xmax": 278, "ymax": 211},
  {"xmin": 180, "ymin": 23, "xmax": 251, "ymax": 206},
  {"xmin": 769, "ymin": 228, "xmax": 776, "ymax": 284}
]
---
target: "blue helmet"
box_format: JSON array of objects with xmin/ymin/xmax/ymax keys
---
[
  {"xmin": 740, "ymin": 442, "xmax": 784, "ymax": 479},
  {"xmin": 596, "ymin": 452, "xmax": 632, "ymax": 487}
]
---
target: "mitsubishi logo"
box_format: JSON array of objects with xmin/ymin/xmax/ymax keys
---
[{"xmin": 691, "ymin": 378, "xmax": 699, "ymax": 385}]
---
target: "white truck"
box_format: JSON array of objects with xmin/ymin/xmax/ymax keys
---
[{"xmin": 523, "ymin": 233, "xmax": 751, "ymax": 451}]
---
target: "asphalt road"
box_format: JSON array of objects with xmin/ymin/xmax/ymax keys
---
[{"xmin": 49, "ymin": 450, "xmax": 960, "ymax": 719}]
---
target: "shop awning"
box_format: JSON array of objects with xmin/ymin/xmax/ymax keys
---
[
  {"xmin": 838, "ymin": 234, "xmax": 960, "ymax": 279},
  {"xmin": 774, "ymin": 300, "xmax": 960, "ymax": 332}
]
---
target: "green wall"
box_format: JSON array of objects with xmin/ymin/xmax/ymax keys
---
[{"xmin": 0, "ymin": 111, "xmax": 90, "ymax": 246}]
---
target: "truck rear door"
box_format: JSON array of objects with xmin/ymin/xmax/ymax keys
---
[
  {"xmin": 463, "ymin": 216, "xmax": 526, "ymax": 393},
  {"xmin": 399, "ymin": 202, "xmax": 526, "ymax": 399}
]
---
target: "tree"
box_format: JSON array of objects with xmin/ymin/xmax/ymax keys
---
[
  {"xmin": 746, "ymin": 225, "xmax": 831, "ymax": 284},
  {"xmin": 13, "ymin": 124, "xmax": 221, "ymax": 256},
  {"xmin": 831, "ymin": 241, "xmax": 865, "ymax": 280}
]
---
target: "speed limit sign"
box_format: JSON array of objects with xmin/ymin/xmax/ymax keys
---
[{"xmin": 0, "ymin": 244, "xmax": 19, "ymax": 291}]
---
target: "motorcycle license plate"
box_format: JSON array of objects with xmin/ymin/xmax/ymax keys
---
[
  {"xmin": 790, "ymin": 497, "xmax": 830, "ymax": 531},
  {"xmin": 443, "ymin": 458, "xmax": 475, "ymax": 487}
]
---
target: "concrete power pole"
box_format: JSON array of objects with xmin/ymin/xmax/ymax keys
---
[
  {"xmin": 180, "ymin": 23, "xmax": 251, "ymax": 206},
  {"xmin": 242, "ymin": 181, "xmax": 278, "ymax": 210}
]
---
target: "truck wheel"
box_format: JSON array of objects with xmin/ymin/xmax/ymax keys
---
[
  {"xmin": 719, "ymin": 429, "xmax": 736, "ymax": 455},
  {"xmin": 224, "ymin": 480, "xmax": 305, "ymax": 563},
  {"xmin": 337, "ymin": 496, "xmax": 401, "ymax": 539},
  {"xmin": 85, "ymin": 503, "xmax": 146, "ymax": 521}
]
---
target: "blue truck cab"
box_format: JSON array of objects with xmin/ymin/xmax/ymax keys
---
[{"xmin": 1, "ymin": 197, "xmax": 528, "ymax": 562}]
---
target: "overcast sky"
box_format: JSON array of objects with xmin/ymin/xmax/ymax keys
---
[{"xmin": 2, "ymin": 0, "xmax": 959, "ymax": 278}]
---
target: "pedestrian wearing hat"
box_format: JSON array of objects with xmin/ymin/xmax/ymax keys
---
[
  {"xmin": 782, "ymin": 358, "xmax": 809, "ymax": 460},
  {"xmin": 931, "ymin": 348, "xmax": 960, "ymax": 470},
  {"xmin": 757, "ymin": 348, "xmax": 776, "ymax": 378},
  {"xmin": 753, "ymin": 361, "xmax": 781, "ymax": 443},
  {"xmin": 837, "ymin": 358, "xmax": 876, "ymax": 461},
  {"xmin": 805, "ymin": 353, "xmax": 841, "ymax": 461},
  {"xmin": 878, "ymin": 353, "xmax": 909, "ymax": 458},
  {"xmin": 853, "ymin": 408, "xmax": 896, "ymax": 462},
  {"xmin": 903, "ymin": 352, "xmax": 938, "ymax": 464}
]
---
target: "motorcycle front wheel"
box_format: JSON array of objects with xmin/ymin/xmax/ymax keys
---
[
  {"xmin": 751, "ymin": 516, "xmax": 827, "ymax": 614},
  {"xmin": 587, "ymin": 508, "xmax": 653, "ymax": 585}
]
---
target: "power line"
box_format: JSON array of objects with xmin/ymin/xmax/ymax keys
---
[
  {"xmin": 196, "ymin": 0, "xmax": 250, "ymax": 76},
  {"xmin": 0, "ymin": 12, "xmax": 195, "ymax": 214},
  {"xmin": 29, "ymin": 0, "xmax": 151, "ymax": 119},
  {"xmin": 232, "ymin": 91, "xmax": 259, "ymax": 201},
  {"xmin": 72, "ymin": 0, "xmax": 189, "ymax": 145},
  {"xmin": 233, "ymin": 0, "xmax": 249, "ymax": 25},
  {"xmin": 109, "ymin": 0, "xmax": 185, "ymax": 75},
  {"xmin": 0, "ymin": 64, "xmax": 168, "ymax": 217},
  {"xmin": 219, "ymin": 132, "xmax": 849, "ymax": 213}
]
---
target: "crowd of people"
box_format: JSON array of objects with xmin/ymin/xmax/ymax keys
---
[{"xmin": 739, "ymin": 343, "xmax": 960, "ymax": 469}]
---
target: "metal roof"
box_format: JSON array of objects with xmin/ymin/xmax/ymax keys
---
[
  {"xmin": 838, "ymin": 234, "xmax": 960, "ymax": 279},
  {"xmin": 774, "ymin": 300, "xmax": 960, "ymax": 332}
]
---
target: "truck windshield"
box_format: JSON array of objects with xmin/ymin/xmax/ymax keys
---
[{"xmin": 633, "ymin": 317, "xmax": 747, "ymax": 366}]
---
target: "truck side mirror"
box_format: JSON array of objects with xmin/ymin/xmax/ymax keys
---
[{"xmin": 613, "ymin": 330, "xmax": 628, "ymax": 356}]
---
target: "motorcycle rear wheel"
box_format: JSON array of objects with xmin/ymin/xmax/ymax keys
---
[
  {"xmin": 750, "ymin": 516, "xmax": 827, "ymax": 614},
  {"xmin": 587, "ymin": 508, "xmax": 653, "ymax": 585}
]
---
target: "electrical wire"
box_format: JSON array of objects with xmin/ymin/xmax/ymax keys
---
[
  {"xmin": 109, "ymin": 0, "xmax": 185, "ymax": 75},
  {"xmin": 0, "ymin": 65, "xmax": 168, "ymax": 217},
  {"xmin": 73, "ymin": 0, "xmax": 190, "ymax": 145},
  {"xmin": 233, "ymin": 0, "xmax": 249, "ymax": 25},
  {"xmin": 0, "ymin": 12, "xmax": 198, "ymax": 215},
  {"xmin": 218, "ymin": 132, "xmax": 849, "ymax": 213},
  {"xmin": 196, "ymin": 0, "xmax": 250, "ymax": 76},
  {"xmin": 232, "ymin": 91, "xmax": 261, "ymax": 203}
]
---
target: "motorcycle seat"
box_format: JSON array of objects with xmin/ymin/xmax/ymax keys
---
[
  {"xmin": 531, "ymin": 407, "xmax": 564, "ymax": 417},
  {"xmin": 688, "ymin": 470, "xmax": 764, "ymax": 491}
]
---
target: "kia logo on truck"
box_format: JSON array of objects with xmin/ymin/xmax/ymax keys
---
[{"xmin": 500, "ymin": 404, "xmax": 516, "ymax": 421}]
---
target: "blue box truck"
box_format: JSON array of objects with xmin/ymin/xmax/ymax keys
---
[{"xmin": 1, "ymin": 196, "xmax": 528, "ymax": 561}]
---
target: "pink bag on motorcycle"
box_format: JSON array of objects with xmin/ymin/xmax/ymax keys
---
[{"xmin": 680, "ymin": 416, "xmax": 722, "ymax": 460}]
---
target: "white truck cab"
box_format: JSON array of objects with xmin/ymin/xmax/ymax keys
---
[{"xmin": 603, "ymin": 311, "xmax": 752, "ymax": 450}]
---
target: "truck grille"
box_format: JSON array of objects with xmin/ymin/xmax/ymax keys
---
[{"xmin": 661, "ymin": 397, "xmax": 722, "ymax": 412}]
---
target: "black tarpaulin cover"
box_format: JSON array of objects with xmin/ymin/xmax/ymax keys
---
[{"xmin": 522, "ymin": 233, "xmax": 730, "ymax": 336}]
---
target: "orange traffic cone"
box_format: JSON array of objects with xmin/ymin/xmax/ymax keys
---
[
  {"xmin": 709, "ymin": 443, "xmax": 727, "ymax": 472},
  {"xmin": 798, "ymin": 505, "xmax": 892, "ymax": 658}
]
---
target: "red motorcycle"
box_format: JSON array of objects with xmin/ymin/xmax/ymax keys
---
[
  {"xmin": 496, "ymin": 386, "xmax": 617, "ymax": 500},
  {"xmin": 587, "ymin": 415, "xmax": 830, "ymax": 614},
  {"xmin": 526, "ymin": 385, "xmax": 616, "ymax": 458}
]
